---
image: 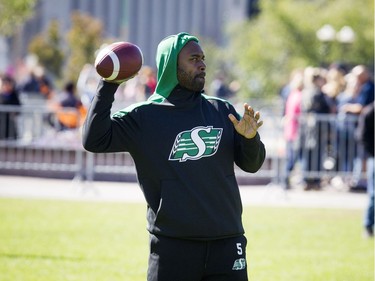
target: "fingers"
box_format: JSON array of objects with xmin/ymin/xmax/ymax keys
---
[
  {"xmin": 244, "ymin": 103, "xmax": 260, "ymax": 119},
  {"xmin": 254, "ymin": 111, "xmax": 260, "ymax": 121},
  {"xmin": 254, "ymin": 112, "xmax": 263, "ymax": 129},
  {"xmin": 228, "ymin": 113, "xmax": 239, "ymax": 125},
  {"xmin": 244, "ymin": 103, "xmax": 254, "ymax": 116},
  {"xmin": 244, "ymin": 103, "xmax": 263, "ymax": 128},
  {"xmin": 244, "ymin": 103, "xmax": 260, "ymax": 120},
  {"xmin": 229, "ymin": 104, "xmax": 263, "ymax": 129}
]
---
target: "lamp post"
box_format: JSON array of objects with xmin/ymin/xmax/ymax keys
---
[
  {"xmin": 316, "ymin": 24, "xmax": 336, "ymax": 66},
  {"xmin": 316, "ymin": 24, "xmax": 355, "ymax": 67},
  {"xmin": 336, "ymin": 26, "xmax": 355, "ymax": 44},
  {"xmin": 316, "ymin": 24, "xmax": 336, "ymax": 43},
  {"xmin": 336, "ymin": 26, "xmax": 355, "ymax": 60},
  {"xmin": 0, "ymin": 36, "xmax": 8, "ymax": 73}
]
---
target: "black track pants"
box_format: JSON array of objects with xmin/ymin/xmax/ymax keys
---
[{"xmin": 147, "ymin": 234, "xmax": 248, "ymax": 281}]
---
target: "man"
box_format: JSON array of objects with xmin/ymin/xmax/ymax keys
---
[
  {"xmin": 0, "ymin": 75, "xmax": 21, "ymax": 139},
  {"xmin": 340, "ymin": 65, "xmax": 374, "ymax": 189},
  {"xmin": 55, "ymin": 81, "xmax": 86, "ymax": 130},
  {"xmin": 282, "ymin": 70, "xmax": 304, "ymax": 189},
  {"xmin": 341, "ymin": 65, "xmax": 374, "ymax": 115},
  {"xmin": 356, "ymin": 102, "xmax": 374, "ymax": 237},
  {"xmin": 83, "ymin": 32, "xmax": 265, "ymax": 281}
]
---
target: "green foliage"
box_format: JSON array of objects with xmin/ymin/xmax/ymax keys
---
[
  {"xmin": 28, "ymin": 20, "xmax": 65, "ymax": 79},
  {"xmin": 0, "ymin": 0, "xmax": 37, "ymax": 35},
  {"xmin": 0, "ymin": 198, "xmax": 373, "ymax": 281},
  {"xmin": 65, "ymin": 12, "xmax": 104, "ymax": 83},
  {"xmin": 226, "ymin": 0, "xmax": 374, "ymax": 99},
  {"xmin": 199, "ymin": 37, "xmax": 231, "ymax": 95},
  {"xmin": 26, "ymin": 11, "xmax": 104, "ymax": 85}
]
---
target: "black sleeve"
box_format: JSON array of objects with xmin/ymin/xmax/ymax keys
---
[
  {"xmin": 234, "ymin": 132, "xmax": 266, "ymax": 173},
  {"xmin": 82, "ymin": 80, "xmax": 141, "ymax": 153}
]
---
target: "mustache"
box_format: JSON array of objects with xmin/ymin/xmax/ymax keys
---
[{"xmin": 196, "ymin": 72, "xmax": 206, "ymax": 78}]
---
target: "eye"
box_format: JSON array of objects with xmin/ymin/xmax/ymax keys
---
[{"xmin": 191, "ymin": 56, "xmax": 205, "ymax": 62}]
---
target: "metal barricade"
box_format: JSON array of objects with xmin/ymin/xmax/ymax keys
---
[
  {"xmin": 0, "ymin": 104, "xmax": 364, "ymax": 186},
  {"xmin": 0, "ymin": 104, "xmax": 85, "ymax": 178},
  {"xmin": 299, "ymin": 113, "xmax": 360, "ymax": 174}
]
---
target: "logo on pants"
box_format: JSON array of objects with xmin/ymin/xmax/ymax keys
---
[{"xmin": 232, "ymin": 258, "xmax": 246, "ymax": 270}]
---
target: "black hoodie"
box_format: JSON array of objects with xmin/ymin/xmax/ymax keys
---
[{"xmin": 83, "ymin": 33, "xmax": 266, "ymax": 240}]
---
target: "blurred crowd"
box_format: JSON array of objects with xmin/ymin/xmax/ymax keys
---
[
  {"xmin": 280, "ymin": 63, "xmax": 374, "ymax": 193},
  {"xmin": 280, "ymin": 63, "xmax": 374, "ymax": 237},
  {"xmin": 0, "ymin": 67, "xmax": 84, "ymax": 135},
  {"xmin": 0, "ymin": 62, "xmax": 159, "ymax": 138}
]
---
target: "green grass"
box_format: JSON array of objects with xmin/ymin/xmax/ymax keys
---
[
  {"xmin": 0, "ymin": 198, "xmax": 373, "ymax": 281},
  {"xmin": 243, "ymin": 208, "xmax": 374, "ymax": 281}
]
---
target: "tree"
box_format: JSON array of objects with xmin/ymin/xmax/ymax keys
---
[
  {"xmin": 0, "ymin": 0, "xmax": 37, "ymax": 35},
  {"xmin": 226, "ymin": 0, "xmax": 374, "ymax": 99},
  {"xmin": 28, "ymin": 20, "xmax": 65, "ymax": 79},
  {"xmin": 199, "ymin": 37, "xmax": 231, "ymax": 95},
  {"xmin": 65, "ymin": 12, "xmax": 104, "ymax": 83}
]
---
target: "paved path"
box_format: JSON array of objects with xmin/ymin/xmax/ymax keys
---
[{"xmin": 0, "ymin": 175, "xmax": 368, "ymax": 210}]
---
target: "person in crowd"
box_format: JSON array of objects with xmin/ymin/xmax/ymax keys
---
[
  {"xmin": 51, "ymin": 81, "xmax": 86, "ymax": 130},
  {"xmin": 21, "ymin": 66, "xmax": 54, "ymax": 100},
  {"xmin": 77, "ymin": 64, "xmax": 102, "ymax": 109},
  {"xmin": 140, "ymin": 66, "xmax": 157, "ymax": 99},
  {"xmin": 340, "ymin": 65, "xmax": 374, "ymax": 115},
  {"xmin": 282, "ymin": 70, "xmax": 304, "ymax": 189},
  {"xmin": 122, "ymin": 66, "xmax": 158, "ymax": 104},
  {"xmin": 121, "ymin": 73, "xmax": 148, "ymax": 105},
  {"xmin": 0, "ymin": 75, "xmax": 21, "ymax": 139},
  {"xmin": 300, "ymin": 67, "xmax": 331, "ymax": 190},
  {"xmin": 82, "ymin": 32, "xmax": 265, "ymax": 281},
  {"xmin": 339, "ymin": 65, "xmax": 374, "ymax": 189},
  {"xmin": 20, "ymin": 70, "xmax": 40, "ymax": 94},
  {"xmin": 335, "ymin": 73, "xmax": 360, "ymax": 176},
  {"xmin": 279, "ymin": 68, "xmax": 304, "ymax": 116},
  {"xmin": 59, "ymin": 82, "xmax": 81, "ymax": 108},
  {"xmin": 318, "ymin": 67, "xmax": 347, "ymax": 174},
  {"xmin": 210, "ymin": 71, "xmax": 233, "ymax": 99},
  {"xmin": 355, "ymin": 102, "xmax": 374, "ymax": 237},
  {"xmin": 323, "ymin": 67, "xmax": 347, "ymax": 114}
]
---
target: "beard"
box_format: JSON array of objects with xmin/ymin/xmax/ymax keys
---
[{"xmin": 177, "ymin": 67, "xmax": 205, "ymax": 92}]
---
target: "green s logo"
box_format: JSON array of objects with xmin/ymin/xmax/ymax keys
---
[{"xmin": 169, "ymin": 126, "xmax": 223, "ymax": 162}]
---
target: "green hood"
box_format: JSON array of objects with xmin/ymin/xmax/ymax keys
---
[{"xmin": 149, "ymin": 32, "xmax": 199, "ymax": 100}]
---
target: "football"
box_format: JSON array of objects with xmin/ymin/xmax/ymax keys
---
[{"xmin": 94, "ymin": 42, "xmax": 143, "ymax": 81}]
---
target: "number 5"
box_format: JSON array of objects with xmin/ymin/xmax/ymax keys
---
[{"xmin": 236, "ymin": 243, "xmax": 243, "ymax": 255}]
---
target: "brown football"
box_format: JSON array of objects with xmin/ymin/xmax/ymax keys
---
[{"xmin": 94, "ymin": 42, "xmax": 143, "ymax": 81}]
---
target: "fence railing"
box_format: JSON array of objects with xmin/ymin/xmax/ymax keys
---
[{"xmin": 0, "ymin": 104, "xmax": 364, "ymax": 186}]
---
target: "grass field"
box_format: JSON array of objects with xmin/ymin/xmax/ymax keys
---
[{"xmin": 0, "ymin": 198, "xmax": 373, "ymax": 281}]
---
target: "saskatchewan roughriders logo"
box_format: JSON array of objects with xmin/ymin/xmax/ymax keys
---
[
  {"xmin": 169, "ymin": 126, "xmax": 223, "ymax": 162},
  {"xmin": 232, "ymin": 258, "xmax": 246, "ymax": 270}
]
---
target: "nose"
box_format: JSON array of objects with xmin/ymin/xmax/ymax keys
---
[{"xmin": 199, "ymin": 60, "xmax": 206, "ymax": 71}]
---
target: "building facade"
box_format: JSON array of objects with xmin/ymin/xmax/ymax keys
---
[{"xmin": 7, "ymin": 0, "xmax": 249, "ymax": 68}]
